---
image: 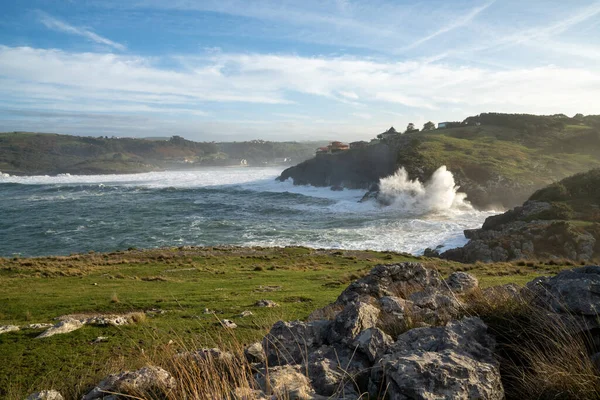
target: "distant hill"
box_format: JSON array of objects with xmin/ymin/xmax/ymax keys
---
[
  {"xmin": 0, "ymin": 132, "xmax": 327, "ymax": 175},
  {"xmin": 279, "ymin": 112, "xmax": 600, "ymax": 209}
]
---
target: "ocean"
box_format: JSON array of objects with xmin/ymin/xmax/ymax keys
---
[{"xmin": 0, "ymin": 167, "xmax": 496, "ymax": 257}]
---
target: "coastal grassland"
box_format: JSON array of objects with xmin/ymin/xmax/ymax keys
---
[
  {"xmin": 410, "ymin": 126, "xmax": 600, "ymax": 187},
  {"xmin": 0, "ymin": 247, "xmax": 581, "ymax": 398}
]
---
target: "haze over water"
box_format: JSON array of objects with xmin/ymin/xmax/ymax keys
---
[{"xmin": 0, "ymin": 167, "xmax": 495, "ymax": 257}]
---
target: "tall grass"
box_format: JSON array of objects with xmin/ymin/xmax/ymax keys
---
[{"xmin": 465, "ymin": 286, "xmax": 600, "ymax": 399}]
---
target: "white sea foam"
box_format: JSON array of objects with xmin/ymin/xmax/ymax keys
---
[
  {"xmin": 377, "ymin": 166, "xmax": 471, "ymax": 214},
  {"xmin": 0, "ymin": 167, "xmax": 498, "ymax": 255}
]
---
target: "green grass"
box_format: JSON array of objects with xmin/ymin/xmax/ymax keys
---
[{"xmin": 0, "ymin": 247, "xmax": 580, "ymax": 398}]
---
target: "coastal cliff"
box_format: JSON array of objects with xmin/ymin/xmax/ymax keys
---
[
  {"xmin": 440, "ymin": 169, "xmax": 600, "ymax": 262},
  {"xmin": 278, "ymin": 113, "xmax": 600, "ymax": 209}
]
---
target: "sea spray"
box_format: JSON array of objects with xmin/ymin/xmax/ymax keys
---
[{"xmin": 377, "ymin": 166, "xmax": 471, "ymax": 213}]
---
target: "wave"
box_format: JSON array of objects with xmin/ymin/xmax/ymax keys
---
[{"xmin": 377, "ymin": 166, "xmax": 471, "ymax": 214}]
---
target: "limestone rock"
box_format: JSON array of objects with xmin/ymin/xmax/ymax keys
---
[
  {"xmin": 371, "ymin": 317, "xmax": 503, "ymax": 400},
  {"xmin": 36, "ymin": 319, "xmax": 83, "ymax": 339},
  {"xmin": 23, "ymin": 323, "xmax": 53, "ymax": 330},
  {"xmin": 306, "ymin": 345, "xmax": 370, "ymax": 397},
  {"xmin": 445, "ymin": 271, "xmax": 479, "ymax": 293},
  {"xmin": 25, "ymin": 390, "xmax": 64, "ymax": 400},
  {"xmin": 353, "ymin": 328, "xmax": 393, "ymax": 362},
  {"xmin": 526, "ymin": 266, "xmax": 600, "ymax": 316},
  {"xmin": 82, "ymin": 366, "xmax": 175, "ymax": 400},
  {"xmin": 239, "ymin": 310, "xmax": 254, "ymax": 317},
  {"xmin": 255, "ymin": 365, "xmax": 315, "ymax": 400},
  {"xmin": 328, "ymin": 302, "xmax": 380, "ymax": 344},
  {"xmin": 263, "ymin": 320, "xmax": 330, "ymax": 365},
  {"xmin": 244, "ymin": 342, "xmax": 265, "ymax": 363},
  {"xmin": 222, "ymin": 319, "xmax": 238, "ymax": 329},
  {"xmin": 255, "ymin": 299, "xmax": 279, "ymax": 308},
  {"xmin": 0, "ymin": 325, "xmax": 19, "ymax": 335},
  {"xmin": 335, "ymin": 263, "xmax": 442, "ymax": 305}
]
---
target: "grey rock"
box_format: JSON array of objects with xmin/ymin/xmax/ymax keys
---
[
  {"xmin": 263, "ymin": 320, "xmax": 331, "ymax": 365},
  {"xmin": 181, "ymin": 348, "xmax": 235, "ymax": 363},
  {"xmin": 82, "ymin": 366, "xmax": 175, "ymax": 400},
  {"xmin": 245, "ymin": 342, "xmax": 265, "ymax": 363},
  {"xmin": 444, "ymin": 272, "xmax": 479, "ymax": 293},
  {"xmin": 378, "ymin": 296, "xmax": 412, "ymax": 314},
  {"xmin": 239, "ymin": 310, "xmax": 254, "ymax": 317},
  {"xmin": 328, "ymin": 302, "xmax": 380, "ymax": 344},
  {"xmin": 23, "ymin": 323, "xmax": 53, "ymax": 330},
  {"xmin": 335, "ymin": 263, "xmax": 442, "ymax": 305},
  {"xmin": 25, "ymin": 390, "xmax": 64, "ymax": 400},
  {"xmin": 222, "ymin": 319, "xmax": 237, "ymax": 329},
  {"xmin": 36, "ymin": 319, "xmax": 84, "ymax": 339},
  {"xmin": 526, "ymin": 266, "xmax": 600, "ymax": 316},
  {"xmin": 255, "ymin": 365, "xmax": 316, "ymax": 400},
  {"xmin": 0, "ymin": 325, "xmax": 19, "ymax": 335},
  {"xmin": 255, "ymin": 300, "xmax": 279, "ymax": 308},
  {"xmin": 353, "ymin": 328, "xmax": 393, "ymax": 362},
  {"xmin": 306, "ymin": 345, "xmax": 370, "ymax": 397},
  {"xmin": 371, "ymin": 317, "xmax": 503, "ymax": 400},
  {"xmin": 92, "ymin": 336, "xmax": 108, "ymax": 344}
]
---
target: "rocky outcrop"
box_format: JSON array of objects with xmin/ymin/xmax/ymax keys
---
[
  {"xmin": 277, "ymin": 142, "xmax": 397, "ymax": 190},
  {"xmin": 256, "ymin": 263, "xmax": 499, "ymax": 398},
  {"xmin": 82, "ymin": 366, "xmax": 175, "ymax": 400},
  {"xmin": 36, "ymin": 319, "xmax": 84, "ymax": 339},
  {"xmin": 0, "ymin": 325, "xmax": 19, "ymax": 335},
  {"xmin": 526, "ymin": 266, "xmax": 600, "ymax": 318},
  {"xmin": 441, "ymin": 200, "xmax": 600, "ymax": 262},
  {"xmin": 371, "ymin": 317, "xmax": 503, "ymax": 399}
]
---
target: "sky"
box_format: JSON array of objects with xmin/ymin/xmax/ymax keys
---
[{"xmin": 0, "ymin": 1, "xmax": 599, "ymax": 141}]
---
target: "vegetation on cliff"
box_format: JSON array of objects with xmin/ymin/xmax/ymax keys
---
[
  {"xmin": 0, "ymin": 132, "xmax": 324, "ymax": 175},
  {"xmin": 441, "ymin": 169, "xmax": 600, "ymax": 263},
  {"xmin": 279, "ymin": 113, "xmax": 600, "ymax": 209}
]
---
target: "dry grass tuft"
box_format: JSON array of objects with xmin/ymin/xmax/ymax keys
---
[
  {"xmin": 110, "ymin": 292, "xmax": 120, "ymax": 304},
  {"xmin": 465, "ymin": 287, "xmax": 600, "ymax": 399}
]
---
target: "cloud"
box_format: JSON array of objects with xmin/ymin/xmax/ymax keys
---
[
  {"xmin": 401, "ymin": 0, "xmax": 496, "ymax": 51},
  {"xmin": 1, "ymin": 46, "xmax": 600, "ymax": 139},
  {"xmin": 37, "ymin": 11, "xmax": 126, "ymax": 51}
]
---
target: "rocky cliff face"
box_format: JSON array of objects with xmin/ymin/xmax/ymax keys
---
[
  {"xmin": 277, "ymin": 142, "xmax": 397, "ymax": 190},
  {"xmin": 440, "ymin": 169, "xmax": 600, "ymax": 262}
]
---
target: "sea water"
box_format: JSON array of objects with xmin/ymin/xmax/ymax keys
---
[{"xmin": 0, "ymin": 166, "xmax": 496, "ymax": 257}]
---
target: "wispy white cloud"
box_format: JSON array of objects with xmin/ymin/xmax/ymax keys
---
[
  {"xmin": 37, "ymin": 11, "xmax": 126, "ymax": 51},
  {"xmin": 401, "ymin": 0, "xmax": 496, "ymax": 51},
  {"xmin": 1, "ymin": 46, "xmax": 599, "ymax": 123}
]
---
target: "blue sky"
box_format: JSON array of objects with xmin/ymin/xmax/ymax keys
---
[{"xmin": 0, "ymin": 0, "xmax": 599, "ymax": 141}]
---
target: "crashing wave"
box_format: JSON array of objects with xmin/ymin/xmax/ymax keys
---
[{"xmin": 377, "ymin": 166, "xmax": 471, "ymax": 213}]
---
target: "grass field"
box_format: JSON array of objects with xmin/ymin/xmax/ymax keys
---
[{"xmin": 0, "ymin": 246, "xmax": 579, "ymax": 399}]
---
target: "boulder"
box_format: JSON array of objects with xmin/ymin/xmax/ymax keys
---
[
  {"xmin": 25, "ymin": 390, "xmax": 64, "ymax": 400},
  {"xmin": 245, "ymin": 342, "xmax": 265, "ymax": 363},
  {"xmin": 36, "ymin": 319, "xmax": 84, "ymax": 339},
  {"xmin": 255, "ymin": 300, "xmax": 279, "ymax": 308},
  {"xmin": 0, "ymin": 325, "xmax": 19, "ymax": 335},
  {"xmin": 23, "ymin": 323, "xmax": 53, "ymax": 330},
  {"xmin": 371, "ymin": 317, "xmax": 503, "ymax": 399},
  {"xmin": 526, "ymin": 266, "xmax": 600, "ymax": 316},
  {"xmin": 353, "ymin": 328, "xmax": 393, "ymax": 362},
  {"xmin": 328, "ymin": 302, "xmax": 380, "ymax": 344},
  {"xmin": 335, "ymin": 263, "xmax": 442, "ymax": 305},
  {"xmin": 445, "ymin": 271, "xmax": 479, "ymax": 293},
  {"xmin": 82, "ymin": 366, "xmax": 175, "ymax": 400},
  {"xmin": 255, "ymin": 365, "xmax": 316, "ymax": 400},
  {"xmin": 263, "ymin": 320, "xmax": 330, "ymax": 365},
  {"xmin": 306, "ymin": 345, "xmax": 370, "ymax": 397},
  {"xmin": 222, "ymin": 319, "xmax": 238, "ymax": 329}
]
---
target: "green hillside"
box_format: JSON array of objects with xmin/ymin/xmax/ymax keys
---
[{"xmin": 0, "ymin": 133, "xmax": 324, "ymax": 175}]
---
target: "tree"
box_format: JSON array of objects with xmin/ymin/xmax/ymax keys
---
[
  {"xmin": 423, "ymin": 121, "xmax": 435, "ymax": 131},
  {"xmin": 406, "ymin": 123, "xmax": 416, "ymax": 133}
]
